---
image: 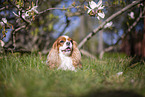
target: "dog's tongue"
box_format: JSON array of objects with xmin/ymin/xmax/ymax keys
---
[
  {"xmin": 62, "ymin": 47, "xmax": 71, "ymax": 52},
  {"xmin": 66, "ymin": 48, "xmax": 70, "ymax": 52}
]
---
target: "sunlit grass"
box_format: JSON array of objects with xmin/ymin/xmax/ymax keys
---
[{"xmin": 0, "ymin": 53, "xmax": 145, "ymax": 97}]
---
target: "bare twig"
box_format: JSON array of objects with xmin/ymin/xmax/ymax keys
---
[
  {"xmin": 0, "ymin": 7, "xmax": 5, "ymax": 11},
  {"xmin": 36, "ymin": 0, "xmax": 39, "ymax": 6},
  {"xmin": 99, "ymin": 46, "xmax": 114, "ymax": 59},
  {"xmin": 59, "ymin": 15, "xmax": 70, "ymax": 36},
  {"xmin": 4, "ymin": 48, "xmax": 31, "ymax": 54},
  {"xmin": 8, "ymin": 0, "xmax": 31, "ymax": 24},
  {"xmin": 80, "ymin": 49, "xmax": 97, "ymax": 59},
  {"xmin": 36, "ymin": 6, "xmax": 81, "ymax": 17},
  {"xmin": 78, "ymin": 0, "xmax": 144, "ymax": 49},
  {"xmin": 12, "ymin": 25, "xmax": 26, "ymax": 49},
  {"xmin": 66, "ymin": 12, "xmax": 84, "ymax": 17}
]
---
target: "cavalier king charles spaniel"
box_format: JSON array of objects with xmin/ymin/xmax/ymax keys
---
[{"xmin": 47, "ymin": 35, "xmax": 82, "ymax": 71}]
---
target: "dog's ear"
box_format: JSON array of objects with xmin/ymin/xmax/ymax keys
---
[
  {"xmin": 47, "ymin": 40, "xmax": 60, "ymax": 68},
  {"xmin": 52, "ymin": 40, "xmax": 58, "ymax": 50},
  {"xmin": 72, "ymin": 40, "xmax": 78, "ymax": 49},
  {"xmin": 72, "ymin": 40, "xmax": 82, "ymax": 67},
  {"xmin": 47, "ymin": 48, "xmax": 60, "ymax": 68}
]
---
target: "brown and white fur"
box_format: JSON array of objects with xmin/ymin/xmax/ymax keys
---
[{"xmin": 47, "ymin": 35, "xmax": 82, "ymax": 71}]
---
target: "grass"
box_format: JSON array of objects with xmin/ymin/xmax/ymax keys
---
[{"xmin": 0, "ymin": 53, "xmax": 145, "ymax": 97}]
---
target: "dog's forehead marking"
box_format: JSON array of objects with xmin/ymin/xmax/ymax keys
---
[
  {"xmin": 62, "ymin": 35, "xmax": 72, "ymax": 42},
  {"xmin": 62, "ymin": 35, "xmax": 69, "ymax": 39}
]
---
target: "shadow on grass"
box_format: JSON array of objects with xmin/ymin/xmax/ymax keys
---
[
  {"xmin": 129, "ymin": 56, "xmax": 145, "ymax": 68},
  {"xmin": 82, "ymin": 90, "xmax": 142, "ymax": 97}
]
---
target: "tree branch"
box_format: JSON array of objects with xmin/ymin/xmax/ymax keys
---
[
  {"xmin": 8, "ymin": 0, "xmax": 31, "ymax": 24},
  {"xmin": 78, "ymin": 0, "xmax": 144, "ymax": 49},
  {"xmin": 4, "ymin": 48, "xmax": 31, "ymax": 54},
  {"xmin": 99, "ymin": 6, "xmax": 144, "ymax": 59},
  {"xmin": 59, "ymin": 14, "xmax": 70, "ymax": 36},
  {"xmin": 80, "ymin": 49, "xmax": 97, "ymax": 59},
  {"xmin": 0, "ymin": 7, "xmax": 5, "ymax": 11},
  {"xmin": 112, "ymin": 6, "xmax": 144, "ymax": 47},
  {"xmin": 12, "ymin": 25, "xmax": 26, "ymax": 49},
  {"xmin": 35, "ymin": 6, "xmax": 81, "ymax": 18}
]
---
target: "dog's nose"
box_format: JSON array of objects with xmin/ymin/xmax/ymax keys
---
[{"xmin": 66, "ymin": 42, "xmax": 70, "ymax": 46}]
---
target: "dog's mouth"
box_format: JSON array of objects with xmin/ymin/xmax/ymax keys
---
[{"xmin": 62, "ymin": 47, "xmax": 72, "ymax": 52}]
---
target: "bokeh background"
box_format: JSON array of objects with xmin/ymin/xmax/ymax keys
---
[{"xmin": 0, "ymin": 0, "xmax": 145, "ymax": 58}]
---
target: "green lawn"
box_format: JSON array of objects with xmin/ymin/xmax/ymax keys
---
[{"xmin": 0, "ymin": 53, "xmax": 145, "ymax": 97}]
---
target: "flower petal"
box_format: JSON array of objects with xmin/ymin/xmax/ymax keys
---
[
  {"xmin": 98, "ymin": 5, "xmax": 104, "ymax": 10},
  {"xmin": 33, "ymin": 9, "xmax": 38, "ymax": 13},
  {"xmin": 89, "ymin": 1, "xmax": 98, "ymax": 9},
  {"xmin": 97, "ymin": 0, "xmax": 102, "ymax": 7},
  {"xmin": 86, "ymin": 6, "xmax": 92, "ymax": 13},
  {"xmin": 2, "ymin": 18, "xmax": 7, "ymax": 23},
  {"xmin": 0, "ymin": 40, "xmax": 5, "ymax": 47},
  {"xmin": 97, "ymin": 16, "xmax": 100, "ymax": 20},
  {"xmin": 31, "ymin": 6, "xmax": 38, "ymax": 13},
  {"xmin": 86, "ymin": 6, "xmax": 90, "ymax": 9},
  {"xmin": 0, "ymin": 22, "xmax": 4, "ymax": 26},
  {"xmin": 25, "ymin": 12, "xmax": 29, "ymax": 17},
  {"xmin": 87, "ymin": 9, "xmax": 92, "ymax": 13},
  {"xmin": 128, "ymin": 12, "xmax": 134, "ymax": 19},
  {"xmin": 104, "ymin": 21, "xmax": 113, "ymax": 28},
  {"xmin": 98, "ymin": 12, "xmax": 105, "ymax": 18}
]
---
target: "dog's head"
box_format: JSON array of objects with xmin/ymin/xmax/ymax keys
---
[
  {"xmin": 47, "ymin": 35, "xmax": 82, "ymax": 70},
  {"xmin": 52, "ymin": 35, "xmax": 75, "ymax": 56}
]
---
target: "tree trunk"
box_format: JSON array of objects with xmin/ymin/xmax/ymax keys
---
[
  {"xmin": 98, "ymin": 30, "xmax": 103, "ymax": 53},
  {"xmin": 142, "ymin": 2, "xmax": 145, "ymax": 58}
]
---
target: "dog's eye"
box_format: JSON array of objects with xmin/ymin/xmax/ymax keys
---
[
  {"xmin": 60, "ymin": 40, "xmax": 64, "ymax": 43},
  {"xmin": 70, "ymin": 40, "xmax": 73, "ymax": 43}
]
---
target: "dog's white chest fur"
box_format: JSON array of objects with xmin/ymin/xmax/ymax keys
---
[{"xmin": 58, "ymin": 53, "xmax": 75, "ymax": 71}]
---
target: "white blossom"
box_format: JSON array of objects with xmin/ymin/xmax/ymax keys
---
[
  {"xmin": 13, "ymin": 6, "xmax": 38, "ymax": 19},
  {"xmin": 26, "ymin": 6, "xmax": 38, "ymax": 14},
  {"xmin": 16, "ymin": 5, "xmax": 20, "ymax": 8},
  {"xmin": 139, "ymin": 3, "xmax": 143, "ymax": 6},
  {"xmin": 32, "ymin": 6, "xmax": 38, "ymax": 13},
  {"xmin": 86, "ymin": 0, "xmax": 105, "ymax": 20},
  {"xmin": 89, "ymin": 1, "xmax": 98, "ymax": 9},
  {"xmin": 104, "ymin": 21, "xmax": 113, "ymax": 28},
  {"xmin": 0, "ymin": 22, "xmax": 4, "ymax": 26},
  {"xmin": 97, "ymin": 12, "xmax": 105, "ymax": 20},
  {"xmin": 96, "ymin": 0, "xmax": 104, "ymax": 10},
  {"xmin": 0, "ymin": 40, "xmax": 5, "ymax": 47},
  {"xmin": 23, "ymin": 6, "xmax": 38, "ymax": 19},
  {"xmin": 128, "ymin": 12, "xmax": 135, "ymax": 19},
  {"xmin": 2, "ymin": 18, "xmax": 7, "ymax": 23},
  {"xmin": 23, "ymin": 12, "xmax": 29, "ymax": 19}
]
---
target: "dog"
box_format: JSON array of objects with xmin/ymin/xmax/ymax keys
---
[{"xmin": 47, "ymin": 35, "xmax": 82, "ymax": 71}]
